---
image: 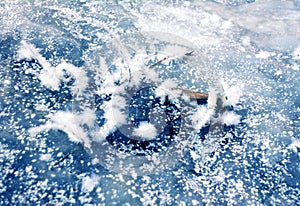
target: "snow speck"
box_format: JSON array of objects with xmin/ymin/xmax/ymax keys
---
[
  {"xmin": 222, "ymin": 82, "xmax": 243, "ymax": 106},
  {"xmin": 241, "ymin": 36, "xmax": 251, "ymax": 46},
  {"xmin": 292, "ymin": 45, "xmax": 300, "ymax": 60},
  {"xmin": 221, "ymin": 111, "xmax": 241, "ymax": 126},
  {"xmin": 292, "ymin": 64, "xmax": 299, "ymax": 71},
  {"xmin": 25, "ymin": 165, "xmax": 32, "ymax": 173},
  {"xmin": 81, "ymin": 174, "xmax": 100, "ymax": 193},
  {"xmin": 274, "ymin": 70, "xmax": 283, "ymax": 76},
  {"xmin": 255, "ymin": 50, "xmax": 272, "ymax": 59},
  {"xmin": 40, "ymin": 153, "xmax": 52, "ymax": 161},
  {"xmin": 162, "ymin": 45, "xmax": 189, "ymax": 59},
  {"xmin": 133, "ymin": 122, "xmax": 158, "ymax": 140}
]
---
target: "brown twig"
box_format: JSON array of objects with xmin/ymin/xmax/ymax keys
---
[
  {"xmin": 176, "ymin": 88, "xmax": 209, "ymax": 100},
  {"xmin": 148, "ymin": 51, "xmax": 208, "ymax": 100}
]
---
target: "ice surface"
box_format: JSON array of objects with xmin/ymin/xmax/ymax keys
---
[{"xmin": 0, "ymin": 0, "xmax": 299, "ymax": 205}]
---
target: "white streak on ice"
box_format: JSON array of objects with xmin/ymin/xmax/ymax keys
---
[
  {"xmin": 18, "ymin": 41, "xmax": 88, "ymax": 94},
  {"xmin": 190, "ymin": 89, "xmax": 218, "ymax": 130},
  {"xmin": 255, "ymin": 50, "xmax": 274, "ymax": 59},
  {"xmin": 19, "ymin": 41, "xmax": 93, "ymax": 147},
  {"xmin": 28, "ymin": 109, "xmax": 96, "ymax": 148}
]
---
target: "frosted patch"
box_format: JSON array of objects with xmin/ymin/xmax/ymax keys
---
[
  {"xmin": 221, "ymin": 111, "xmax": 241, "ymax": 126},
  {"xmin": 155, "ymin": 79, "xmax": 180, "ymax": 101},
  {"xmin": 292, "ymin": 45, "xmax": 300, "ymax": 60},
  {"xmin": 110, "ymin": 95, "xmax": 126, "ymax": 109},
  {"xmin": 133, "ymin": 122, "xmax": 158, "ymax": 140},
  {"xmin": 288, "ymin": 137, "xmax": 300, "ymax": 154},
  {"xmin": 241, "ymin": 36, "xmax": 251, "ymax": 46},
  {"xmin": 190, "ymin": 88, "xmax": 218, "ymax": 130},
  {"xmin": 18, "ymin": 41, "xmax": 88, "ymax": 93},
  {"xmin": 221, "ymin": 20, "xmax": 233, "ymax": 30},
  {"xmin": 91, "ymin": 129, "xmax": 110, "ymax": 143},
  {"xmin": 190, "ymin": 106, "xmax": 211, "ymax": 130},
  {"xmin": 207, "ymin": 88, "xmax": 217, "ymax": 109},
  {"xmin": 40, "ymin": 62, "xmax": 88, "ymax": 93},
  {"xmin": 162, "ymin": 45, "xmax": 190, "ymax": 59},
  {"xmin": 129, "ymin": 67, "xmax": 159, "ymax": 88},
  {"xmin": 89, "ymin": 100, "xmax": 127, "ymax": 143},
  {"xmin": 99, "ymin": 57, "xmax": 108, "ymax": 79},
  {"xmin": 28, "ymin": 109, "xmax": 96, "ymax": 148},
  {"xmin": 56, "ymin": 62, "xmax": 88, "ymax": 95},
  {"xmin": 189, "ymin": 88, "xmax": 220, "ymax": 130},
  {"xmin": 38, "ymin": 66, "xmax": 63, "ymax": 90},
  {"xmin": 141, "ymin": 68, "xmax": 160, "ymax": 82},
  {"xmin": 222, "ymin": 82, "xmax": 243, "ymax": 106},
  {"xmin": 210, "ymin": 14, "xmax": 221, "ymax": 23},
  {"xmin": 102, "ymin": 101, "xmax": 127, "ymax": 127},
  {"xmin": 18, "ymin": 40, "xmax": 52, "ymax": 71},
  {"xmin": 126, "ymin": 53, "xmax": 147, "ymax": 73},
  {"xmin": 255, "ymin": 50, "xmax": 273, "ymax": 59},
  {"xmin": 78, "ymin": 108, "xmax": 97, "ymax": 127},
  {"xmin": 0, "ymin": 0, "xmax": 298, "ymax": 203},
  {"xmin": 81, "ymin": 174, "xmax": 100, "ymax": 193},
  {"xmin": 181, "ymin": 92, "xmax": 191, "ymax": 103},
  {"xmin": 40, "ymin": 153, "xmax": 52, "ymax": 161},
  {"xmin": 292, "ymin": 64, "xmax": 299, "ymax": 71}
]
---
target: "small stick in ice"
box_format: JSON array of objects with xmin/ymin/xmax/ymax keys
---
[
  {"xmin": 149, "ymin": 56, "xmax": 168, "ymax": 69},
  {"xmin": 50, "ymin": 145, "xmax": 83, "ymax": 169},
  {"xmin": 184, "ymin": 51, "xmax": 194, "ymax": 56},
  {"xmin": 149, "ymin": 51, "xmax": 194, "ymax": 69},
  {"xmin": 149, "ymin": 51, "xmax": 208, "ymax": 100},
  {"xmin": 176, "ymin": 88, "xmax": 209, "ymax": 100}
]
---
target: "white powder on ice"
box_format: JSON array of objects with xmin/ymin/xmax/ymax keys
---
[
  {"xmin": 28, "ymin": 109, "xmax": 96, "ymax": 148},
  {"xmin": 18, "ymin": 41, "xmax": 88, "ymax": 94},
  {"xmin": 221, "ymin": 111, "xmax": 241, "ymax": 126},
  {"xmin": 133, "ymin": 122, "xmax": 158, "ymax": 140},
  {"xmin": 81, "ymin": 174, "xmax": 100, "ymax": 193}
]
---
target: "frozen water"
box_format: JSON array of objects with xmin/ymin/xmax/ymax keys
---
[{"xmin": 0, "ymin": 0, "xmax": 299, "ymax": 205}]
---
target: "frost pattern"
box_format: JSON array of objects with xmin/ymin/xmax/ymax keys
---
[{"xmin": 0, "ymin": 0, "xmax": 299, "ymax": 205}]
